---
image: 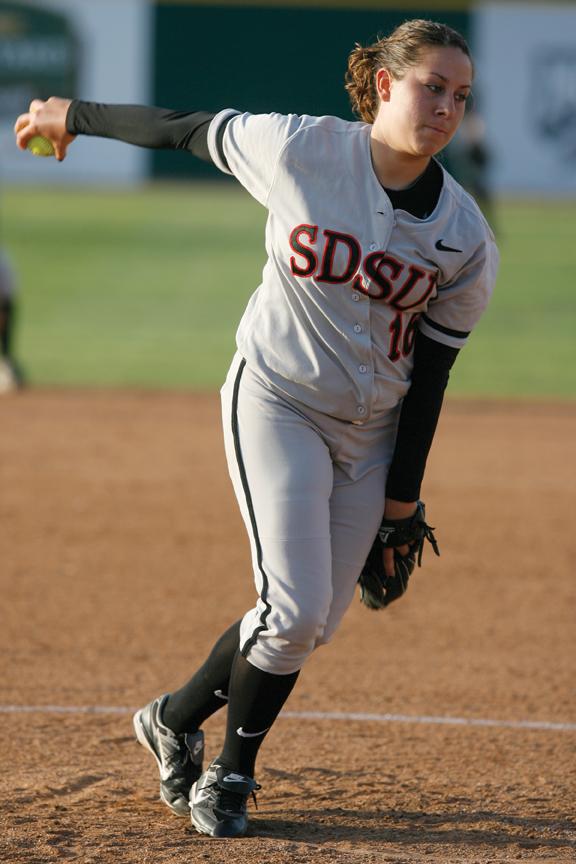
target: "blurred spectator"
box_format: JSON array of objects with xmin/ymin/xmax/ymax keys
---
[
  {"xmin": 445, "ymin": 106, "xmax": 496, "ymax": 231},
  {"xmin": 0, "ymin": 249, "xmax": 25, "ymax": 393}
]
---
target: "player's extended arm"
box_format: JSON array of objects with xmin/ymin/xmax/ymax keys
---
[{"xmin": 15, "ymin": 97, "xmax": 224, "ymax": 164}]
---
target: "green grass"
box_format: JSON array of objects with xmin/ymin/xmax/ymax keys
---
[
  {"xmin": 3, "ymin": 185, "xmax": 575, "ymax": 397},
  {"xmin": 4, "ymin": 184, "xmax": 267, "ymax": 389},
  {"xmin": 448, "ymin": 201, "xmax": 576, "ymax": 397}
]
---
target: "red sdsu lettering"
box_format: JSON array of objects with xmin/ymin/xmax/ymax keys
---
[
  {"xmin": 317, "ymin": 230, "xmax": 361, "ymax": 284},
  {"xmin": 353, "ymin": 252, "xmax": 402, "ymax": 300},
  {"xmin": 289, "ymin": 225, "xmax": 437, "ymax": 309},
  {"xmin": 289, "ymin": 224, "xmax": 318, "ymax": 277},
  {"xmin": 390, "ymin": 265, "xmax": 437, "ymax": 311}
]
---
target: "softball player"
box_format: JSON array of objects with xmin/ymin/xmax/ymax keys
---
[
  {"xmin": 15, "ymin": 19, "xmax": 498, "ymax": 839},
  {"xmin": 0, "ymin": 248, "xmax": 24, "ymax": 393}
]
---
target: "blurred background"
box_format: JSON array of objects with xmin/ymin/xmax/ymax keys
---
[{"xmin": 1, "ymin": 0, "xmax": 575, "ymax": 396}]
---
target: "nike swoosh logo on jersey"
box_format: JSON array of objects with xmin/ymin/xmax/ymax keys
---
[
  {"xmin": 236, "ymin": 726, "xmax": 270, "ymax": 738},
  {"xmin": 435, "ymin": 239, "xmax": 462, "ymax": 253}
]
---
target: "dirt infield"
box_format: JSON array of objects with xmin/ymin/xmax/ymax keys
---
[{"xmin": 1, "ymin": 390, "xmax": 574, "ymax": 864}]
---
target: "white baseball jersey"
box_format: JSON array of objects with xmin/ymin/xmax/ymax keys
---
[{"xmin": 208, "ymin": 110, "xmax": 498, "ymax": 423}]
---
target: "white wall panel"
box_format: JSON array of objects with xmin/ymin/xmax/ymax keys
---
[{"xmin": 473, "ymin": 2, "xmax": 576, "ymax": 196}]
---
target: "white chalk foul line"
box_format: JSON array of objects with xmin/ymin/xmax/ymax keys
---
[
  {"xmin": 0, "ymin": 704, "xmax": 574, "ymax": 731},
  {"xmin": 281, "ymin": 711, "xmax": 576, "ymax": 732}
]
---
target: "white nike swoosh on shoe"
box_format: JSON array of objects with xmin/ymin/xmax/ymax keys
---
[
  {"xmin": 223, "ymin": 772, "xmax": 247, "ymax": 782},
  {"xmin": 192, "ymin": 787, "xmax": 212, "ymax": 805},
  {"xmin": 236, "ymin": 726, "xmax": 270, "ymax": 738}
]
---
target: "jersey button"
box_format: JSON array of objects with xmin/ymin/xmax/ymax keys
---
[
  {"xmin": 356, "ymin": 405, "xmax": 366, "ymax": 416},
  {"xmin": 358, "ymin": 364, "xmax": 367, "ymax": 374},
  {"xmin": 352, "ymin": 293, "xmax": 360, "ymax": 302},
  {"xmin": 353, "ymin": 324, "xmax": 362, "ymax": 334}
]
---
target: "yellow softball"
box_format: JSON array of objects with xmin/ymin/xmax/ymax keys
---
[{"xmin": 27, "ymin": 135, "xmax": 55, "ymax": 157}]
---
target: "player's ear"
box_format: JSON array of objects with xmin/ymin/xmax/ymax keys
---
[{"xmin": 375, "ymin": 68, "xmax": 393, "ymax": 103}]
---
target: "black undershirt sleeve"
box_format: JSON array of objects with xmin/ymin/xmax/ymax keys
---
[
  {"xmin": 385, "ymin": 331, "xmax": 459, "ymax": 503},
  {"xmin": 383, "ymin": 158, "xmax": 459, "ymax": 502},
  {"xmin": 66, "ymin": 101, "xmax": 219, "ymax": 163}
]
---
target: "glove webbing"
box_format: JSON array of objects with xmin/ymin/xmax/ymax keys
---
[{"xmin": 377, "ymin": 501, "xmax": 440, "ymax": 567}]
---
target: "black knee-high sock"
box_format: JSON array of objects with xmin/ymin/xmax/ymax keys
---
[
  {"xmin": 162, "ymin": 619, "xmax": 241, "ymax": 734},
  {"xmin": 217, "ymin": 652, "xmax": 300, "ymax": 778}
]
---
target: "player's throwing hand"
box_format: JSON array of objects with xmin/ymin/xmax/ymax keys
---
[{"xmin": 14, "ymin": 98, "xmax": 75, "ymax": 162}]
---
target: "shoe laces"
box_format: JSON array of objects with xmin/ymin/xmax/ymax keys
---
[
  {"xmin": 217, "ymin": 782, "xmax": 261, "ymax": 813},
  {"xmin": 162, "ymin": 730, "xmax": 190, "ymax": 773}
]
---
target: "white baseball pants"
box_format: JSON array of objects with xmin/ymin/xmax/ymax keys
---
[{"xmin": 220, "ymin": 353, "xmax": 400, "ymax": 675}]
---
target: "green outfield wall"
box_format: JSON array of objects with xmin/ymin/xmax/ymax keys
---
[{"xmin": 152, "ymin": 3, "xmax": 470, "ymax": 179}]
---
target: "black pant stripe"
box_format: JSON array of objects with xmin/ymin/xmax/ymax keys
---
[{"xmin": 230, "ymin": 358, "xmax": 272, "ymax": 656}]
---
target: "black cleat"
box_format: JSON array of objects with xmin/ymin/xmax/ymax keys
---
[
  {"xmin": 133, "ymin": 694, "xmax": 204, "ymax": 816},
  {"xmin": 190, "ymin": 763, "xmax": 261, "ymax": 838}
]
